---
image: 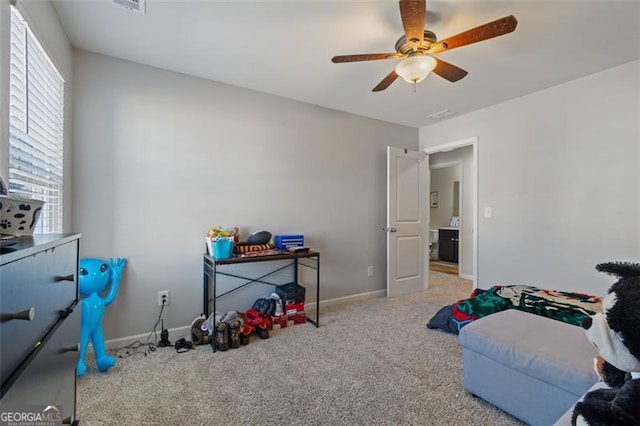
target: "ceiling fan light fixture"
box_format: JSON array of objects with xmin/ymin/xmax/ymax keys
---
[{"xmin": 394, "ymin": 55, "xmax": 437, "ymax": 84}]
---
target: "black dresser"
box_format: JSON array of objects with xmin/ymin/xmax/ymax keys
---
[{"xmin": 0, "ymin": 234, "xmax": 80, "ymax": 424}]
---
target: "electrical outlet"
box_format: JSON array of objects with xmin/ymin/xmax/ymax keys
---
[
  {"xmin": 158, "ymin": 290, "xmax": 169, "ymax": 306},
  {"xmin": 367, "ymin": 266, "xmax": 374, "ymax": 277}
]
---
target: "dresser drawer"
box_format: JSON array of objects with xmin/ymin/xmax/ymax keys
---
[
  {"xmin": 0, "ymin": 305, "xmax": 79, "ymax": 423},
  {"xmin": 0, "ymin": 240, "xmax": 78, "ymax": 385}
]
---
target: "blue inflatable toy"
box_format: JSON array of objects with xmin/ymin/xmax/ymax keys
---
[{"xmin": 77, "ymin": 257, "xmax": 127, "ymax": 377}]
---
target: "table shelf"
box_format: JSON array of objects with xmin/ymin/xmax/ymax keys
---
[{"xmin": 202, "ymin": 251, "xmax": 320, "ymax": 351}]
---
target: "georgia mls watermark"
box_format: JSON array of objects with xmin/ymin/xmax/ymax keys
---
[{"xmin": 0, "ymin": 405, "xmax": 62, "ymax": 426}]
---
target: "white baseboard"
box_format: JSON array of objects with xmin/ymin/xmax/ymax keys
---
[
  {"xmin": 304, "ymin": 289, "xmax": 386, "ymax": 311},
  {"xmin": 98, "ymin": 289, "xmax": 386, "ymax": 351},
  {"xmin": 460, "ymin": 273, "xmax": 473, "ymax": 280},
  {"xmin": 99, "ymin": 325, "xmax": 191, "ymax": 351}
]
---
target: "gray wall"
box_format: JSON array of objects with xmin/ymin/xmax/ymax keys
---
[
  {"xmin": 0, "ymin": 0, "xmax": 74, "ymax": 229},
  {"xmin": 72, "ymin": 50, "xmax": 418, "ymax": 340},
  {"xmin": 429, "ymin": 165, "xmax": 460, "ymax": 228},
  {"xmin": 420, "ymin": 60, "xmax": 640, "ymax": 296}
]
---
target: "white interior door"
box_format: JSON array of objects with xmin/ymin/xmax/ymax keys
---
[{"xmin": 386, "ymin": 146, "xmax": 429, "ymax": 297}]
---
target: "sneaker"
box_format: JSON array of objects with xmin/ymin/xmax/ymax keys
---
[
  {"xmin": 221, "ymin": 310, "xmax": 240, "ymax": 324},
  {"xmin": 240, "ymin": 324, "xmax": 253, "ymax": 345},
  {"xmin": 269, "ymin": 293, "xmax": 284, "ymax": 317},
  {"xmin": 228, "ymin": 319, "xmax": 241, "ymax": 349},
  {"xmin": 203, "ymin": 312, "xmax": 223, "ymax": 336},
  {"xmin": 274, "ymin": 299, "xmax": 284, "ymax": 317},
  {"xmin": 255, "ymin": 324, "xmax": 270, "ymax": 339},
  {"xmin": 251, "ymin": 298, "xmax": 268, "ymax": 313},
  {"xmin": 245, "ymin": 309, "xmax": 263, "ymax": 327},
  {"xmin": 255, "ymin": 316, "xmax": 271, "ymax": 339},
  {"xmin": 265, "ymin": 298, "xmax": 276, "ymax": 316},
  {"xmin": 190, "ymin": 317, "xmax": 209, "ymax": 345},
  {"xmin": 215, "ymin": 322, "xmax": 229, "ymax": 351}
]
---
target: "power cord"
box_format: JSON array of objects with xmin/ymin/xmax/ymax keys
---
[{"xmin": 111, "ymin": 301, "xmax": 166, "ymax": 359}]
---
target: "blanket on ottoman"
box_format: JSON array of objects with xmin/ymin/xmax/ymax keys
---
[{"xmin": 427, "ymin": 285, "xmax": 601, "ymax": 334}]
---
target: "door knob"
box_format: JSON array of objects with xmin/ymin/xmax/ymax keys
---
[{"xmin": 382, "ymin": 227, "xmax": 397, "ymax": 232}]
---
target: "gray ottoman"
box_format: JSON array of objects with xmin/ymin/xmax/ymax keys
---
[{"xmin": 459, "ymin": 309, "xmax": 599, "ymax": 426}]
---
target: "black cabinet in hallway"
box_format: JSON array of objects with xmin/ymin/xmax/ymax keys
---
[{"xmin": 438, "ymin": 228, "xmax": 459, "ymax": 263}]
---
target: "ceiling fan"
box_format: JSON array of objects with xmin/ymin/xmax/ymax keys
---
[{"xmin": 331, "ymin": 0, "xmax": 517, "ymax": 92}]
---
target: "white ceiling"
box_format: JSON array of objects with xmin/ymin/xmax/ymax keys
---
[{"xmin": 51, "ymin": 0, "xmax": 640, "ymax": 128}]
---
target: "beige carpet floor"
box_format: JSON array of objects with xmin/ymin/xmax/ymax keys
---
[{"xmin": 77, "ymin": 272, "xmax": 523, "ymax": 425}]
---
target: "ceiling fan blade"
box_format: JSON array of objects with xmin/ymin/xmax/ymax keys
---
[
  {"xmin": 399, "ymin": 0, "xmax": 426, "ymax": 43},
  {"xmin": 432, "ymin": 15, "xmax": 518, "ymax": 53},
  {"xmin": 433, "ymin": 58, "xmax": 468, "ymax": 82},
  {"xmin": 332, "ymin": 53, "xmax": 404, "ymax": 63},
  {"xmin": 372, "ymin": 70, "xmax": 399, "ymax": 92}
]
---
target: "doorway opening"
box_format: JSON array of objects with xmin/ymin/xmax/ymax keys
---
[
  {"xmin": 428, "ymin": 162, "xmax": 462, "ymax": 277},
  {"xmin": 424, "ymin": 137, "xmax": 478, "ymax": 288}
]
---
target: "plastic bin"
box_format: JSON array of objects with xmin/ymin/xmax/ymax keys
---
[{"xmin": 212, "ymin": 238, "xmax": 234, "ymax": 259}]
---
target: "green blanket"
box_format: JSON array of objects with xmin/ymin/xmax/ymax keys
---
[{"xmin": 454, "ymin": 285, "xmax": 602, "ymax": 327}]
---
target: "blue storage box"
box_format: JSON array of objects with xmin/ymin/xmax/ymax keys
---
[{"xmin": 274, "ymin": 235, "xmax": 304, "ymax": 250}]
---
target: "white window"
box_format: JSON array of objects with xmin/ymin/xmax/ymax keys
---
[{"xmin": 8, "ymin": 6, "xmax": 65, "ymax": 234}]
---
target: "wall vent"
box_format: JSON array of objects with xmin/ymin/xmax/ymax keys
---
[
  {"xmin": 426, "ymin": 109, "xmax": 455, "ymax": 120},
  {"xmin": 113, "ymin": 0, "xmax": 145, "ymax": 14}
]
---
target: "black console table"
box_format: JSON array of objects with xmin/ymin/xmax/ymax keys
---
[{"xmin": 202, "ymin": 251, "xmax": 320, "ymax": 330}]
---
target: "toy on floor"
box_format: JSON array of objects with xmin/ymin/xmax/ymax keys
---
[
  {"xmin": 572, "ymin": 261, "xmax": 640, "ymax": 426},
  {"xmin": 77, "ymin": 257, "xmax": 127, "ymax": 377}
]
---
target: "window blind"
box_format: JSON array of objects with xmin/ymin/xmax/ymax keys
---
[{"xmin": 8, "ymin": 7, "xmax": 65, "ymax": 234}]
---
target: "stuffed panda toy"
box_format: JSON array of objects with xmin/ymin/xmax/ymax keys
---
[{"xmin": 571, "ymin": 261, "xmax": 640, "ymax": 426}]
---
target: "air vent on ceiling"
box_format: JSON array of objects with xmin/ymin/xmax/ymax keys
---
[
  {"xmin": 113, "ymin": 0, "xmax": 145, "ymax": 14},
  {"xmin": 427, "ymin": 109, "xmax": 455, "ymax": 120}
]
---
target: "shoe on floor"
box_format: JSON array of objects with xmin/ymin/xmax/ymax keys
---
[
  {"xmin": 191, "ymin": 317, "xmax": 209, "ymax": 345},
  {"xmin": 256, "ymin": 315, "xmax": 271, "ymax": 339},
  {"xmin": 269, "ymin": 293, "xmax": 283, "ymax": 315},
  {"xmin": 228, "ymin": 319, "xmax": 241, "ymax": 349},
  {"xmin": 215, "ymin": 322, "xmax": 229, "ymax": 351},
  {"xmin": 221, "ymin": 310, "xmax": 240, "ymax": 324},
  {"xmin": 203, "ymin": 312, "xmax": 223, "ymax": 337},
  {"xmin": 251, "ymin": 298, "xmax": 268, "ymax": 313},
  {"xmin": 245, "ymin": 309, "xmax": 263, "ymax": 326},
  {"xmin": 240, "ymin": 324, "xmax": 253, "ymax": 345},
  {"xmin": 255, "ymin": 326, "xmax": 269, "ymax": 340}
]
